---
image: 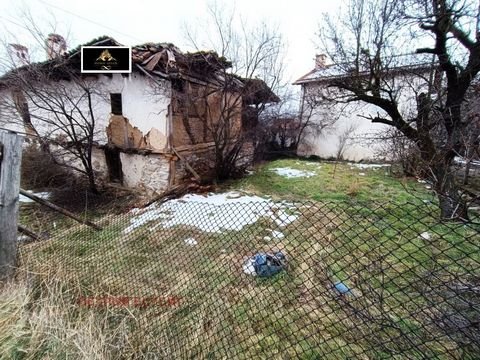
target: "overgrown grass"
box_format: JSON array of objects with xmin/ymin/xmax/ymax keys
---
[
  {"xmin": 4, "ymin": 159, "xmax": 480, "ymax": 359},
  {"xmin": 230, "ymin": 159, "xmax": 434, "ymax": 203}
]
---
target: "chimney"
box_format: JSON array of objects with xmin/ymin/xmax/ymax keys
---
[
  {"xmin": 45, "ymin": 33, "xmax": 67, "ymax": 60},
  {"xmin": 315, "ymin": 54, "xmax": 327, "ymax": 69},
  {"xmin": 8, "ymin": 44, "xmax": 30, "ymax": 67}
]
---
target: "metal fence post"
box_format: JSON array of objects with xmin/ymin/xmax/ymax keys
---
[{"xmin": 0, "ymin": 130, "xmax": 23, "ymax": 281}]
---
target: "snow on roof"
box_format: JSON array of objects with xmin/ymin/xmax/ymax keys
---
[{"xmin": 294, "ymin": 53, "xmax": 437, "ymax": 85}]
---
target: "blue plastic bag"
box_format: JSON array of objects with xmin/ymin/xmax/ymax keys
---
[{"xmin": 250, "ymin": 251, "xmax": 286, "ymax": 277}]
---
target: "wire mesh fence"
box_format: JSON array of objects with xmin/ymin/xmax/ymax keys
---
[{"xmin": 18, "ymin": 196, "xmax": 480, "ymax": 359}]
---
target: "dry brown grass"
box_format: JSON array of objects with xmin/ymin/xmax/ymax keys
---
[
  {"xmin": 347, "ymin": 180, "xmax": 360, "ymax": 197},
  {"xmin": 0, "ymin": 262, "xmax": 130, "ymax": 359}
]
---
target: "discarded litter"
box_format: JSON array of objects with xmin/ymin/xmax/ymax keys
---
[
  {"xmin": 242, "ymin": 252, "xmax": 286, "ymax": 277},
  {"xmin": 420, "ymin": 232, "xmax": 430, "ymax": 240},
  {"xmin": 333, "ymin": 281, "xmax": 353, "ymax": 296}
]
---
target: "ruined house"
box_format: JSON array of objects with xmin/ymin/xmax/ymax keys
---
[{"xmin": 0, "ymin": 36, "xmax": 277, "ymax": 195}]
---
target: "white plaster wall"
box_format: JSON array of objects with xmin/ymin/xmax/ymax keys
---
[
  {"xmin": 94, "ymin": 73, "xmax": 171, "ymax": 142},
  {"xmin": 48, "ymin": 144, "xmax": 109, "ymax": 180},
  {"xmin": 0, "ymin": 73, "xmax": 172, "ymax": 195},
  {"xmin": 1, "ymin": 73, "xmax": 171, "ymax": 145},
  {"xmin": 91, "ymin": 147, "xmax": 109, "ymax": 182},
  {"xmin": 298, "ymin": 101, "xmax": 390, "ymax": 161},
  {"xmin": 297, "ymin": 79, "xmax": 423, "ymax": 161},
  {"xmin": 0, "ymin": 90, "xmax": 26, "ymax": 133}
]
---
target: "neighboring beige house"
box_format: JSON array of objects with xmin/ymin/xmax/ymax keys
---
[{"xmin": 294, "ymin": 54, "xmax": 434, "ymax": 161}]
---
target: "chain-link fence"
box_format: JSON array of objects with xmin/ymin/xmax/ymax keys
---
[{"xmin": 18, "ymin": 197, "xmax": 480, "ymax": 359}]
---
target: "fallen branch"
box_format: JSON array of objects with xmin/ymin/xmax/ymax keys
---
[
  {"xmin": 172, "ymin": 148, "xmax": 201, "ymax": 181},
  {"xmin": 17, "ymin": 224, "xmax": 44, "ymax": 242},
  {"xmin": 143, "ymin": 184, "xmax": 188, "ymax": 208},
  {"xmin": 19, "ymin": 189, "xmax": 102, "ymax": 230}
]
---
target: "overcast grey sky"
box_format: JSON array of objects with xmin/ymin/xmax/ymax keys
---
[{"xmin": 0, "ymin": 0, "xmax": 341, "ymax": 83}]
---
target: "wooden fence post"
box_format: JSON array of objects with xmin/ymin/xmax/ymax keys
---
[{"xmin": 0, "ymin": 130, "xmax": 23, "ymax": 281}]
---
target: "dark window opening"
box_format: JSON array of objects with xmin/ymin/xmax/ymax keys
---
[
  {"xmin": 172, "ymin": 78, "xmax": 185, "ymax": 92},
  {"xmin": 110, "ymin": 93, "xmax": 123, "ymax": 115},
  {"xmin": 104, "ymin": 147, "xmax": 123, "ymax": 183}
]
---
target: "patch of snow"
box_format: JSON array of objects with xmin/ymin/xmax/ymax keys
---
[
  {"xmin": 271, "ymin": 230, "xmax": 284, "ymax": 239},
  {"xmin": 420, "ymin": 232, "xmax": 430, "ymax": 240},
  {"xmin": 425, "ymin": 185, "xmax": 432, "ymax": 190},
  {"xmin": 124, "ymin": 192, "xmax": 299, "ymax": 234},
  {"xmin": 19, "ymin": 191, "xmax": 51, "ymax": 203},
  {"xmin": 271, "ymin": 167, "xmax": 316, "ymax": 178},
  {"xmin": 272, "ymin": 212, "xmax": 297, "ymax": 227},
  {"xmin": 454, "ymin": 156, "xmax": 480, "ymax": 166},
  {"xmin": 17, "ymin": 235, "xmax": 30, "ymax": 242},
  {"xmin": 242, "ymin": 258, "xmax": 256, "ymax": 276},
  {"xmin": 349, "ymin": 163, "xmax": 390, "ymax": 170},
  {"xmin": 184, "ymin": 238, "xmax": 198, "ymax": 246}
]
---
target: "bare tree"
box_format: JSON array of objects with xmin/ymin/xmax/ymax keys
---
[
  {"xmin": 335, "ymin": 122, "xmax": 359, "ymax": 160},
  {"xmin": 319, "ymin": 0, "xmax": 480, "ymax": 220},
  {"xmin": 0, "ymin": 63, "xmax": 103, "ymax": 193},
  {"xmin": 369, "ymin": 128, "xmax": 421, "ymax": 176},
  {"xmin": 0, "ymin": 22, "xmax": 104, "ymax": 193},
  {"xmin": 182, "ymin": 3, "xmax": 285, "ymax": 180},
  {"xmin": 459, "ymin": 84, "xmax": 480, "ymax": 184}
]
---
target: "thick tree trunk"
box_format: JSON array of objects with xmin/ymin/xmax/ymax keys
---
[
  {"xmin": 86, "ymin": 167, "xmax": 99, "ymax": 194},
  {"xmin": 462, "ymin": 161, "xmax": 471, "ymax": 185},
  {"xmin": 432, "ymin": 163, "xmax": 468, "ymax": 221}
]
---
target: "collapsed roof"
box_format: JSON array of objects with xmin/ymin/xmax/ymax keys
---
[{"xmin": 0, "ymin": 36, "xmax": 278, "ymax": 105}]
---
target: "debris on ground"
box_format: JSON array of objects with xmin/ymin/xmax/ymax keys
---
[
  {"xmin": 242, "ymin": 251, "xmax": 286, "ymax": 277},
  {"xmin": 420, "ymin": 232, "xmax": 431, "ymax": 240},
  {"xmin": 333, "ymin": 281, "xmax": 353, "ymax": 296}
]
